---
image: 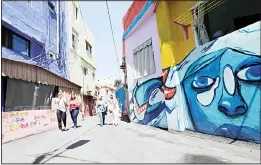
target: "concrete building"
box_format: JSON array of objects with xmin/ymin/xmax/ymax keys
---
[
  {"xmin": 1, "ymin": 1, "xmax": 82, "ymax": 143},
  {"xmin": 66, "ymin": 1, "xmax": 96, "ymax": 116},
  {"xmin": 122, "ymin": 0, "xmax": 260, "ymax": 143},
  {"xmin": 95, "ymin": 77, "xmax": 117, "ymax": 103}
]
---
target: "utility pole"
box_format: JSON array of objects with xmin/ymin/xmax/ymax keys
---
[{"xmin": 120, "ymin": 56, "xmax": 130, "ymax": 123}]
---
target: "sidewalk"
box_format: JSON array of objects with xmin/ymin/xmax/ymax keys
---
[{"xmin": 2, "ymin": 116, "xmax": 99, "ymax": 163}]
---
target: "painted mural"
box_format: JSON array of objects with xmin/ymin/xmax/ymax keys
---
[
  {"xmin": 2, "ymin": 108, "xmax": 79, "ymax": 143},
  {"xmin": 123, "ymin": 1, "xmax": 260, "ymax": 143},
  {"xmin": 163, "ymin": 21, "xmax": 260, "ymax": 143}
]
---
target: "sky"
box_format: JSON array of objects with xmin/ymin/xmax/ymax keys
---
[{"xmin": 80, "ymin": 1, "xmax": 132, "ymax": 80}]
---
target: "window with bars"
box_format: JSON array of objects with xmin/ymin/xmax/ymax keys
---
[{"xmin": 2, "ymin": 26, "xmax": 30, "ymax": 57}]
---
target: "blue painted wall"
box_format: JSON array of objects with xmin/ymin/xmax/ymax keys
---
[
  {"xmin": 127, "ymin": 21, "xmax": 260, "ymax": 143},
  {"xmin": 115, "ymin": 87, "xmax": 126, "ymax": 111},
  {"xmin": 2, "ymin": 1, "xmax": 68, "ymax": 79}
]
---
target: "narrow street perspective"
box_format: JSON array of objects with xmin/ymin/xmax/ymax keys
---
[
  {"xmin": 2, "ymin": 116, "xmax": 260, "ymax": 163},
  {"xmin": 1, "ymin": 0, "xmax": 261, "ymax": 164}
]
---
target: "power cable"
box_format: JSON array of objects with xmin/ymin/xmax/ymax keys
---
[{"xmin": 105, "ymin": 0, "xmax": 121, "ymax": 78}]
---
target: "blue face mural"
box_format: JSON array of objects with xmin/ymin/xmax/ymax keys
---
[
  {"xmin": 130, "ymin": 78, "xmax": 166, "ymax": 126},
  {"xmin": 183, "ymin": 48, "xmax": 260, "ymax": 142}
]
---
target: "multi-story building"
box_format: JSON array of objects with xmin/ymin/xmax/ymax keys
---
[
  {"xmin": 1, "ymin": 1, "xmax": 82, "ymax": 143},
  {"xmin": 66, "ymin": 1, "xmax": 96, "ymax": 116},
  {"xmin": 122, "ymin": 0, "xmax": 260, "ymax": 143},
  {"xmin": 95, "ymin": 77, "xmax": 118, "ymax": 102}
]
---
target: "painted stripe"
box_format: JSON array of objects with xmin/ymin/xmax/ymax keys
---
[{"xmin": 122, "ymin": 0, "xmax": 153, "ymax": 40}]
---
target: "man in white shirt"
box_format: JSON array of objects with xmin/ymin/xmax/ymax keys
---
[
  {"xmin": 108, "ymin": 95, "xmax": 119, "ymax": 126},
  {"xmin": 56, "ymin": 90, "xmax": 68, "ymax": 132}
]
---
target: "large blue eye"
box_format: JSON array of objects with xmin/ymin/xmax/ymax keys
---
[
  {"xmin": 192, "ymin": 77, "xmax": 215, "ymax": 89},
  {"xmin": 237, "ymin": 65, "xmax": 261, "ymax": 81}
]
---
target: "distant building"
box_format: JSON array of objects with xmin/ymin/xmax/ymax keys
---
[{"xmin": 95, "ymin": 77, "xmax": 119, "ymax": 102}]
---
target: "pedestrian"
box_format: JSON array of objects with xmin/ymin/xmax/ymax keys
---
[
  {"xmin": 108, "ymin": 95, "xmax": 119, "ymax": 126},
  {"xmin": 97, "ymin": 96, "xmax": 106, "ymax": 126},
  {"xmin": 69, "ymin": 92, "xmax": 80, "ymax": 129},
  {"xmin": 55, "ymin": 90, "xmax": 68, "ymax": 132}
]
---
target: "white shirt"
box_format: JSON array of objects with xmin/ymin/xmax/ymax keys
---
[{"xmin": 58, "ymin": 97, "xmax": 66, "ymax": 112}]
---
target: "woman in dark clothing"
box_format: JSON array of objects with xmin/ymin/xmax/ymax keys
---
[{"xmin": 69, "ymin": 92, "xmax": 80, "ymax": 129}]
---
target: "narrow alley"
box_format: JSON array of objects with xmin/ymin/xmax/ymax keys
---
[{"xmin": 2, "ymin": 116, "xmax": 260, "ymax": 163}]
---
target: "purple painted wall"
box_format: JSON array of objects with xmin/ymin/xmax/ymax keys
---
[{"xmin": 1, "ymin": 1, "xmax": 68, "ymax": 79}]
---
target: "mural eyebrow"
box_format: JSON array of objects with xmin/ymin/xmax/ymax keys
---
[
  {"xmin": 236, "ymin": 57, "xmax": 261, "ymax": 72},
  {"xmin": 185, "ymin": 53, "xmax": 221, "ymax": 79}
]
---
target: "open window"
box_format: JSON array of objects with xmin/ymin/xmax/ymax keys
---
[
  {"xmin": 85, "ymin": 40, "xmax": 92, "ymax": 54},
  {"xmin": 133, "ymin": 38, "xmax": 156, "ymax": 78},
  {"xmin": 191, "ymin": 0, "xmax": 261, "ymax": 45}
]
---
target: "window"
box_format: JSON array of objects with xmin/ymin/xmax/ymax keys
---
[
  {"xmin": 28, "ymin": 0, "xmax": 32, "ymax": 6},
  {"xmin": 48, "ymin": 1, "xmax": 55, "ymax": 13},
  {"xmin": 83, "ymin": 67, "xmax": 88, "ymax": 76},
  {"xmin": 92, "ymin": 73, "xmax": 95, "ymax": 80},
  {"xmin": 2, "ymin": 26, "xmax": 30, "ymax": 56},
  {"xmin": 193, "ymin": 0, "xmax": 261, "ymax": 44},
  {"xmin": 133, "ymin": 38, "xmax": 156, "ymax": 78},
  {"xmin": 85, "ymin": 41, "xmax": 92, "ymax": 54},
  {"xmin": 72, "ymin": 29, "xmax": 79, "ymax": 50},
  {"xmin": 73, "ymin": 4, "xmax": 78, "ymax": 20}
]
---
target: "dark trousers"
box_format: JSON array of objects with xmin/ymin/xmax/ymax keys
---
[
  {"xmin": 70, "ymin": 109, "xmax": 79, "ymax": 127},
  {"xmin": 56, "ymin": 110, "xmax": 66, "ymax": 130}
]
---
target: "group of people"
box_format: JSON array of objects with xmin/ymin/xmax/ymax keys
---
[
  {"xmin": 96, "ymin": 94, "xmax": 120, "ymax": 127},
  {"xmin": 55, "ymin": 90, "xmax": 81, "ymax": 132},
  {"xmin": 55, "ymin": 90, "xmax": 121, "ymax": 132}
]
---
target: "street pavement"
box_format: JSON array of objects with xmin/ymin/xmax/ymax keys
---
[{"xmin": 2, "ymin": 115, "xmax": 260, "ymax": 163}]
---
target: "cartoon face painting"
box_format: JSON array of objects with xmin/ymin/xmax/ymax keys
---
[
  {"xmin": 130, "ymin": 78, "xmax": 165, "ymax": 125},
  {"xmin": 183, "ymin": 48, "xmax": 260, "ymax": 142}
]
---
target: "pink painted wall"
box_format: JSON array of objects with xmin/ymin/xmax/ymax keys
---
[
  {"xmin": 2, "ymin": 110, "xmax": 83, "ymax": 143},
  {"xmin": 125, "ymin": 6, "xmax": 162, "ymax": 85}
]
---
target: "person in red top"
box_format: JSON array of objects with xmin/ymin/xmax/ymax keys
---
[{"xmin": 69, "ymin": 92, "xmax": 80, "ymax": 129}]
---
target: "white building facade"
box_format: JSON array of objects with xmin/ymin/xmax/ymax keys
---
[{"xmin": 67, "ymin": 1, "xmax": 96, "ymax": 116}]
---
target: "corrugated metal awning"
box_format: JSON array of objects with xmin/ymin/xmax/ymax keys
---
[{"xmin": 1, "ymin": 58, "xmax": 81, "ymax": 90}]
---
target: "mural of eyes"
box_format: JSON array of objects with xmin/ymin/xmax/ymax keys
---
[
  {"xmin": 237, "ymin": 64, "xmax": 261, "ymax": 81},
  {"xmin": 192, "ymin": 77, "xmax": 215, "ymax": 89}
]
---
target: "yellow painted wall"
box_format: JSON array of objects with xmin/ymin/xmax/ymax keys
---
[
  {"xmin": 155, "ymin": 1, "xmax": 175, "ymax": 69},
  {"xmin": 156, "ymin": 1, "xmax": 196, "ymax": 69}
]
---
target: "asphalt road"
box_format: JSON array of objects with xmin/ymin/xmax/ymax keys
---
[{"xmin": 2, "ymin": 115, "xmax": 260, "ymax": 163}]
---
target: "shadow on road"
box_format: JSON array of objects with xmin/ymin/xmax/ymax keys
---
[
  {"xmin": 66, "ymin": 140, "xmax": 90, "ymax": 150},
  {"xmin": 32, "ymin": 140, "xmax": 91, "ymax": 164},
  {"xmin": 183, "ymin": 154, "xmax": 229, "ymax": 163},
  {"xmin": 54, "ymin": 155, "xmax": 100, "ymax": 163}
]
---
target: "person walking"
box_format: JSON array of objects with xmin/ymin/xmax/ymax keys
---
[
  {"xmin": 56, "ymin": 90, "xmax": 68, "ymax": 132},
  {"xmin": 69, "ymin": 92, "xmax": 80, "ymax": 129},
  {"xmin": 108, "ymin": 95, "xmax": 119, "ymax": 126},
  {"xmin": 97, "ymin": 96, "xmax": 106, "ymax": 126}
]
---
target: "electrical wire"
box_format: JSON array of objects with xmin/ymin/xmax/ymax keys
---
[
  {"xmin": 180, "ymin": 0, "xmax": 226, "ymax": 24},
  {"xmin": 173, "ymin": 0, "xmax": 226, "ymax": 24},
  {"xmin": 105, "ymin": 0, "xmax": 121, "ymax": 78}
]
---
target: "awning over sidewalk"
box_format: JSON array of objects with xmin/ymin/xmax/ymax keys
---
[{"xmin": 2, "ymin": 58, "xmax": 81, "ymax": 90}]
